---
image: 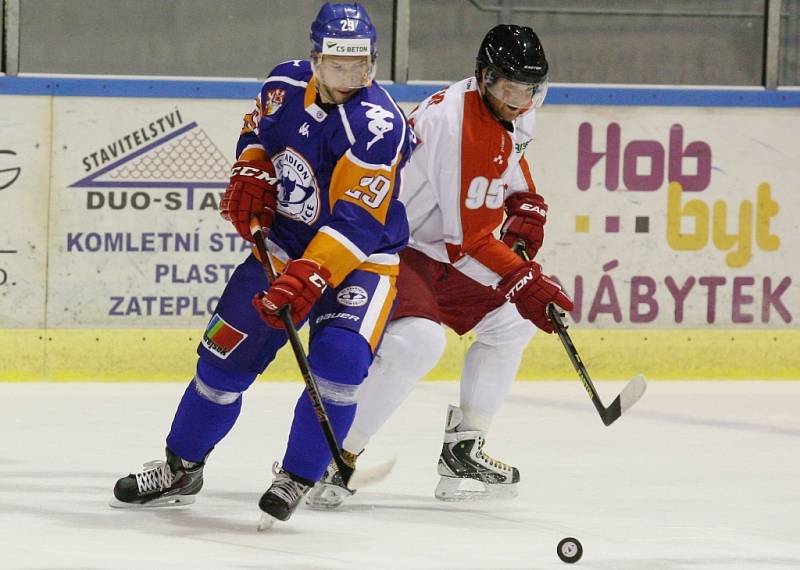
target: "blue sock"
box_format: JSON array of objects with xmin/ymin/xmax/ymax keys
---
[
  {"xmin": 281, "ymin": 327, "xmax": 372, "ymax": 481},
  {"xmin": 282, "ymin": 396, "xmax": 356, "ymax": 481},
  {"xmin": 165, "ymin": 360, "xmax": 257, "ymax": 463}
]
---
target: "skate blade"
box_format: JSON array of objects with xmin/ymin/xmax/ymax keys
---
[
  {"xmin": 434, "ymin": 477, "xmax": 519, "ymax": 502},
  {"xmin": 108, "ymin": 495, "xmax": 196, "ymax": 509},
  {"xmin": 257, "ymin": 512, "xmax": 277, "ymax": 532},
  {"xmin": 306, "ymin": 484, "xmax": 353, "ymax": 511}
]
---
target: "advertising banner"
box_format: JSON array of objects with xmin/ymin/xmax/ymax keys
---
[
  {"xmin": 1, "ymin": 91, "xmax": 797, "ymax": 380},
  {"xmin": 49, "ymin": 97, "xmax": 249, "ymax": 328},
  {"xmin": 0, "ymin": 96, "xmax": 51, "ymax": 329},
  {"xmin": 530, "ymin": 106, "xmax": 798, "ymax": 330}
]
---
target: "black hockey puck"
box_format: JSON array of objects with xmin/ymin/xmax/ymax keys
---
[{"xmin": 557, "ymin": 537, "xmax": 583, "ymax": 563}]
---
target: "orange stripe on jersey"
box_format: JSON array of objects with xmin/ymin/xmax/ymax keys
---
[
  {"xmin": 304, "ymin": 76, "xmax": 318, "ymax": 108},
  {"xmin": 329, "ymin": 153, "xmax": 399, "ymax": 224},
  {"xmin": 303, "ymin": 231, "xmax": 363, "ymax": 287},
  {"xmin": 368, "ymin": 276, "xmax": 398, "ymax": 351},
  {"xmin": 359, "ymin": 261, "xmax": 399, "ymax": 276},
  {"xmin": 251, "ymin": 247, "xmax": 287, "ymax": 274},
  {"xmin": 455, "ymin": 90, "xmax": 522, "ymax": 276},
  {"xmin": 518, "ymin": 156, "xmax": 537, "ymax": 192},
  {"xmin": 238, "ymin": 147, "xmax": 268, "ymax": 161}
]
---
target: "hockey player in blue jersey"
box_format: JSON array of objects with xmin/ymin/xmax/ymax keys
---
[{"xmin": 111, "ymin": 2, "xmax": 415, "ymax": 527}]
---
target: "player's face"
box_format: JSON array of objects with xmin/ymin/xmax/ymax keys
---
[
  {"xmin": 313, "ymin": 54, "xmax": 374, "ymax": 104},
  {"xmin": 481, "ymin": 69, "xmax": 548, "ymax": 122}
]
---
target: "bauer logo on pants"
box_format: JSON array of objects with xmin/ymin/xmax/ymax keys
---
[
  {"xmin": 202, "ymin": 314, "xmax": 248, "ymax": 359},
  {"xmin": 337, "ymin": 286, "xmax": 369, "ymax": 307}
]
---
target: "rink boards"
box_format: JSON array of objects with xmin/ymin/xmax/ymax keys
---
[{"xmin": 1, "ymin": 78, "xmax": 798, "ymax": 381}]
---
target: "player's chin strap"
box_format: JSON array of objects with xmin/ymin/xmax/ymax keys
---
[
  {"xmin": 250, "ymin": 219, "xmax": 395, "ymax": 488},
  {"xmin": 513, "ymin": 240, "xmax": 647, "ymax": 426}
]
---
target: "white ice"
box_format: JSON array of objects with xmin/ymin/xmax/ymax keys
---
[{"xmin": 1, "ymin": 380, "xmax": 798, "ymax": 569}]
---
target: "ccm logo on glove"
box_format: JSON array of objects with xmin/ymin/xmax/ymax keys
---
[
  {"xmin": 252, "ymin": 259, "xmax": 331, "ymax": 329},
  {"xmin": 220, "ymin": 159, "xmax": 279, "ymax": 243},
  {"xmin": 230, "ymin": 164, "xmax": 277, "ymax": 182}
]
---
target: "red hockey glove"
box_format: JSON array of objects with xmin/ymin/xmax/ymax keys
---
[
  {"xmin": 500, "ymin": 192, "xmax": 548, "ymax": 259},
  {"xmin": 499, "ymin": 261, "xmax": 573, "ymax": 333},
  {"xmin": 220, "ymin": 159, "xmax": 278, "ymax": 243},
  {"xmin": 252, "ymin": 259, "xmax": 331, "ymax": 329}
]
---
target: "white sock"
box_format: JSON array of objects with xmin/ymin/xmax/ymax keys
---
[
  {"xmin": 459, "ymin": 303, "xmax": 536, "ymax": 433},
  {"xmin": 345, "ymin": 317, "xmax": 446, "ymax": 452}
]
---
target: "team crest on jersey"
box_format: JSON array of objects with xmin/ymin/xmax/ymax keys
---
[
  {"xmin": 273, "ymin": 148, "xmax": 320, "ymax": 225},
  {"xmin": 337, "ymin": 286, "xmax": 369, "ymax": 307},
  {"xmin": 264, "ymin": 89, "xmax": 286, "ymax": 116}
]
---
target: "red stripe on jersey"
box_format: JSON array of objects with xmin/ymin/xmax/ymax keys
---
[
  {"xmin": 455, "ymin": 90, "xmax": 526, "ymax": 277},
  {"xmin": 518, "ymin": 156, "xmax": 538, "ymax": 193}
]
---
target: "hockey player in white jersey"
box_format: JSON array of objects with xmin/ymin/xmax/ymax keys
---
[{"xmin": 308, "ymin": 25, "xmax": 573, "ymax": 506}]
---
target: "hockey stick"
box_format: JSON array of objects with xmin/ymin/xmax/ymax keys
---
[
  {"xmin": 514, "ymin": 242, "xmax": 646, "ymax": 426},
  {"xmin": 250, "ymin": 220, "xmax": 394, "ymax": 488},
  {"xmin": 547, "ymin": 305, "xmax": 646, "ymax": 426}
]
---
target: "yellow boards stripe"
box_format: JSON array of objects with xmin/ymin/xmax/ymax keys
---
[{"xmin": 0, "ymin": 329, "xmax": 797, "ymax": 381}]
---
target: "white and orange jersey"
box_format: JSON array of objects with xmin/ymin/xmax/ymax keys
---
[{"xmin": 401, "ymin": 77, "xmax": 538, "ymax": 286}]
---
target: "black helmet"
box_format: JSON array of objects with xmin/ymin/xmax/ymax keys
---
[{"xmin": 476, "ymin": 24, "xmax": 548, "ymax": 84}]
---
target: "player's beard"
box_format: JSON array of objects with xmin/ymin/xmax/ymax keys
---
[{"xmin": 316, "ymin": 80, "xmax": 359, "ymax": 105}]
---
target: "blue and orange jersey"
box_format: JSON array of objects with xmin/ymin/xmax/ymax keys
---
[{"xmin": 236, "ymin": 60, "xmax": 415, "ymax": 286}]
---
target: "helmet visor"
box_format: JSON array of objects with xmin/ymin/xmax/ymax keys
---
[
  {"xmin": 313, "ymin": 54, "xmax": 376, "ymax": 90},
  {"xmin": 485, "ymin": 73, "xmax": 549, "ymax": 110}
]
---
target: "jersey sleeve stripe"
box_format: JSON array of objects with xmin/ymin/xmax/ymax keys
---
[
  {"xmin": 518, "ymin": 156, "xmax": 537, "ymax": 192},
  {"xmin": 238, "ymin": 145, "xmax": 267, "ymax": 161},
  {"xmin": 382, "ymin": 89, "xmax": 407, "ymax": 166},
  {"xmin": 365, "ymin": 252, "xmax": 399, "ymax": 266},
  {"xmin": 345, "ymin": 148, "xmax": 392, "ymax": 172},
  {"xmin": 339, "ymin": 106, "xmax": 356, "ymax": 145},
  {"xmin": 319, "ymin": 226, "xmax": 367, "ymax": 261},
  {"xmin": 304, "ymin": 228, "xmax": 366, "ymax": 286},
  {"xmin": 265, "ymin": 76, "xmax": 308, "ymax": 88}
]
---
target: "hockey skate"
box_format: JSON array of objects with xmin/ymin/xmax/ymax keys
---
[
  {"xmin": 434, "ymin": 405, "xmax": 520, "ymax": 501},
  {"xmin": 305, "ymin": 450, "xmax": 358, "ymax": 510},
  {"xmin": 257, "ymin": 462, "xmax": 313, "ymax": 530},
  {"xmin": 110, "ymin": 447, "xmax": 205, "ymax": 508}
]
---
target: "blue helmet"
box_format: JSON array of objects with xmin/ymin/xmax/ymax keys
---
[{"xmin": 310, "ymin": 2, "xmax": 377, "ymax": 58}]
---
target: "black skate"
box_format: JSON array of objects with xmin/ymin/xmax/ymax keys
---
[
  {"xmin": 306, "ymin": 450, "xmax": 358, "ymax": 510},
  {"xmin": 110, "ymin": 447, "xmax": 205, "ymax": 508},
  {"xmin": 257, "ymin": 462, "xmax": 313, "ymax": 530},
  {"xmin": 435, "ymin": 405, "xmax": 520, "ymax": 501}
]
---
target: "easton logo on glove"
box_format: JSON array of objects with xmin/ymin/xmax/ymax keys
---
[
  {"xmin": 499, "ymin": 261, "xmax": 573, "ymax": 333},
  {"xmin": 504, "ymin": 266, "xmax": 537, "ymax": 302},
  {"xmin": 518, "ymin": 202, "xmax": 546, "ymax": 218},
  {"xmin": 501, "ymin": 192, "xmax": 548, "ymax": 260}
]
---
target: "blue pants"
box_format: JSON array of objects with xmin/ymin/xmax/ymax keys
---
[{"xmin": 166, "ymin": 253, "xmax": 397, "ymax": 482}]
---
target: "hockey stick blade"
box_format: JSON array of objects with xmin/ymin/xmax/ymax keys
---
[
  {"xmin": 348, "ymin": 457, "xmax": 396, "ymax": 490},
  {"xmin": 547, "ymin": 303, "xmax": 647, "ymax": 426},
  {"xmin": 599, "ymin": 373, "xmax": 647, "ymax": 426}
]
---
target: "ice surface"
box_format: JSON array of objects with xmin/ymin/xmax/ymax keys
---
[{"xmin": 1, "ymin": 380, "xmax": 798, "ymax": 569}]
